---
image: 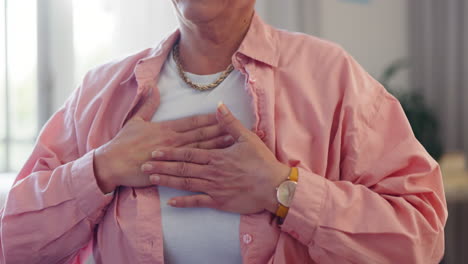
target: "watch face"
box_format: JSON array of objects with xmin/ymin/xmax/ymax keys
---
[{"xmin": 277, "ymin": 181, "xmax": 297, "ymax": 207}]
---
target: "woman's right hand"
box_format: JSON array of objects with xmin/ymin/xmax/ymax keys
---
[{"xmin": 94, "ymin": 92, "xmax": 233, "ymax": 193}]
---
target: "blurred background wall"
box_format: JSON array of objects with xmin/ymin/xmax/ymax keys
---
[{"xmin": 258, "ymin": 0, "xmax": 410, "ymax": 89}]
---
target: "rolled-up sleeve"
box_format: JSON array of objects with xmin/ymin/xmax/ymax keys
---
[
  {"xmin": 0, "ymin": 84, "xmax": 113, "ymax": 264},
  {"xmin": 281, "ymin": 53, "xmax": 447, "ymax": 264}
]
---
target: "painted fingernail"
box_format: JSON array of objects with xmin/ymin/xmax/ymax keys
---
[
  {"xmin": 168, "ymin": 200, "xmax": 177, "ymax": 206},
  {"xmin": 152, "ymin": 151, "xmax": 164, "ymax": 158},
  {"xmin": 217, "ymin": 101, "xmax": 229, "ymax": 115},
  {"xmin": 141, "ymin": 164, "xmax": 153, "ymax": 172},
  {"xmin": 150, "ymin": 175, "xmax": 160, "ymax": 184}
]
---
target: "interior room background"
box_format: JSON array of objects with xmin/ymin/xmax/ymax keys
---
[{"xmin": 1, "ymin": 0, "xmax": 467, "ymax": 263}]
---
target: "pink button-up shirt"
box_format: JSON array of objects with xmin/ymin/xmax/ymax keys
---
[{"xmin": 0, "ymin": 13, "xmax": 447, "ymax": 264}]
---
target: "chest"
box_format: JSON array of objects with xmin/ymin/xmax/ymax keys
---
[
  {"xmin": 152, "ymin": 62, "xmax": 255, "ymax": 129},
  {"xmin": 151, "ymin": 61, "xmax": 254, "ymax": 264}
]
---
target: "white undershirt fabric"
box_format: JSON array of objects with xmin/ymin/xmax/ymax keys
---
[{"xmin": 151, "ymin": 51, "xmax": 255, "ymax": 264}]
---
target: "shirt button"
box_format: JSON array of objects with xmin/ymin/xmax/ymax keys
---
[{"xmin": 242, "ymin": 234, "xmax": 253, "ymax": 244}]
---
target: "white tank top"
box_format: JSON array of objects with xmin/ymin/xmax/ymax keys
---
[{"xmin": 151, "ymin": 51, "xmax": 255, "ymax": 264}]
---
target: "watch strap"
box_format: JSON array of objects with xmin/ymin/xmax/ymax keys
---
[
  {"xmin": 289, "ymin": 167, "xmax": 299, "ymax": 182},
  {"xmin": 276, "ymin": 204, "xmax": 289, "ymax": 218},
  {"xmin": 275, "ymin": 167, "xmax": 299, "ymax": 218}
]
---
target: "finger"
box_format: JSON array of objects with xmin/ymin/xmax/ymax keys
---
[
  {"xmin": 177, "ymin": 124, "xmax": 225, "ymax": 146},
  {"xmin": 149, "ymin": 174, "xmax": 210, "ymax": 193},
  {"xmin": 142, "ymin": 161, "xmax": 214, "ymax": 179},
  {"xmin": 216, "ymin": 102, "xmax": 251, "ymax": 142},
  {"xmin": 184, "ymin": 135, "xmax": 235, "ymax": 149},
  {"xmin": 150, "ymin": 148, "xmax": 213, "ymax": 164},
  {"xmin": 162, "ymin": 113, "xmax": 218, "ymax": 132},
  {"xmin": 132, "ymin": 89, "xmax": 159, "ymax": 121},
  {"xmin": 166, "ymin": 194, "xmax": 218, "ymax": 209}
]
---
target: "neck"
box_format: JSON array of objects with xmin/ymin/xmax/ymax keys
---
[{"xmin": 177, "ymin": 10, "xmax": 254, "ymax": 75}]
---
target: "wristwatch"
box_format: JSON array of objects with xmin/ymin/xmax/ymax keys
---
[{"xmin": 275, "ymin": 167, "xmax": 298, "ymax": 219}]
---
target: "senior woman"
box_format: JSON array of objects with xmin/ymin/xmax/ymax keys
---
[{"xmin": 0, "ymin": 1, "xmax": 446, "ymax": 263}]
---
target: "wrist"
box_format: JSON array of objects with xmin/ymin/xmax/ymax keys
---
[
  {"xmin": 265, "ymin": 195, "xmax": 279, "ymax": 214},
  {"xmin": 94, "ymin": 148, "xmax": 117, "ymax": 194},
  {"xmin": 265, "ymin": 164, "xmax": 290, "ymax": 214}
]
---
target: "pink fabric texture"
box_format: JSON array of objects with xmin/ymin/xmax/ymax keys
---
[{"xmin": 0, "ymin": 13, "xmax": 447, "ymax": 264}]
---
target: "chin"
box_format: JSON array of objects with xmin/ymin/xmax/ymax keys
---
[{"xmin": 175, "ymin": 0, "xmax": 229, "ymax": 23}]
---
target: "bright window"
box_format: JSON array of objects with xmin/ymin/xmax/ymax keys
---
[
  {"xmin": 1, "ymin": 1, "xmax": 177, "ymax": 173},
  {"xmin": 0, "ymin": 0, "xmax": 6, "ymax": 172},
  {"xmin": 73, "ymin": 0, "xmax": 177, "ymax": 82},
  {"xmin": 1, "ymin": 0, "xmax": 38, "ymax": 173}
]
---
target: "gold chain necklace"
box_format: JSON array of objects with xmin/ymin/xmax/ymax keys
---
[{"xmin": 172, "ymin": 43, "xmax": 235, "ymax": 91}]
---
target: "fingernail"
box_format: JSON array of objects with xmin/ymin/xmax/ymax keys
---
[
  {"xmin": 141, "ymin": 164, "xmax": 153, "ymax": 172},
  {"xmin": 152, "ymin": 151, "xmax": 164, "ymax": 158},
  {"xmin": 224, "ymin": 135, "xmax": 233, "ymax": 142},
  {"xmin": 217, "ymin": 101, "xmax": 229, "ymax": 116},
  {"xmin": 150, "ymin": 175, "xmax": 160, "ymax": 184},
  {"xmin": 168, "ymin": 200, "xmax": 177, "ymax": 206}
]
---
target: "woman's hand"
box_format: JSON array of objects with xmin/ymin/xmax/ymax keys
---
[
  {"xmin": 142, "ymin": 103, "xmax": 290, "ymax": 215},
  {"xmin": 94, "ymin": 93, "xmax": 235, "ymax": 194}
]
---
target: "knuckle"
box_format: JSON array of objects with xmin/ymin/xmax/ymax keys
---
[
  {"xmin": 197, "ymin": 129, "xmax": 206, "ymax": 140},
  {"xmin": 177, "ymin": 162, "xmax": 189, "ymax": 176},
  {"xmin": 208, "ymin": 151, "xmax": 222, "ymax": 163},
  {"xmin": 182, "ymin": 178, "xmax": 192, "ymax": 191},
  {"xmin": 208, "ymin": 166, "xmax": 222, "ymax": 177},
  {"xmin": 190, "ymin": 116, "xmax": 199, "ymax": 127},
  {"xmin": 183, "ymin": 149, "xmax": 195, "ymax": 162}
]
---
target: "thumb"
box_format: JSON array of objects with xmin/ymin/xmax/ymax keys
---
[{"xmin": 216, "ymin": 102, "xmax": 249, "ymax": 141}]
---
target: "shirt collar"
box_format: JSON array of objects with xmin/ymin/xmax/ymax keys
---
[
  {"xmin": 120, "ymin": 30, "xmax": 180, "ymax": 87},
  {"xmin": 120, "ymin": 11, "xmax": 278, "ymax": 87},
  {"xmin": 234, "ymin": 12, "xmax": 279, "ymax": 67}
]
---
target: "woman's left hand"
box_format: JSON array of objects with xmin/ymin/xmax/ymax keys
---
[{"xmin": 142, "ymin": 103, "xmax": 290, "ymax": 215}]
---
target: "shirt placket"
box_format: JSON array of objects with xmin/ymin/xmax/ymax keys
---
[
  {"xmin": 233, "ymin": 53, "xmax": 275, "ymax": 263},
  {"xmin": 117, "ymin": 61, "xmax": 166, "ymax": 263}
]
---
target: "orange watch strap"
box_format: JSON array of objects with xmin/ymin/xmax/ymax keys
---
[
  {"xmin": 275, "ymin": 167, "xmax": 299, "ymax": 218},
  {"xmin": 289, "ymin": 167, "xmax": 299, "ymax": 182},
  {"xmin": 276, "ymin": 204, "xmax": 289, "ymax": 218}
]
